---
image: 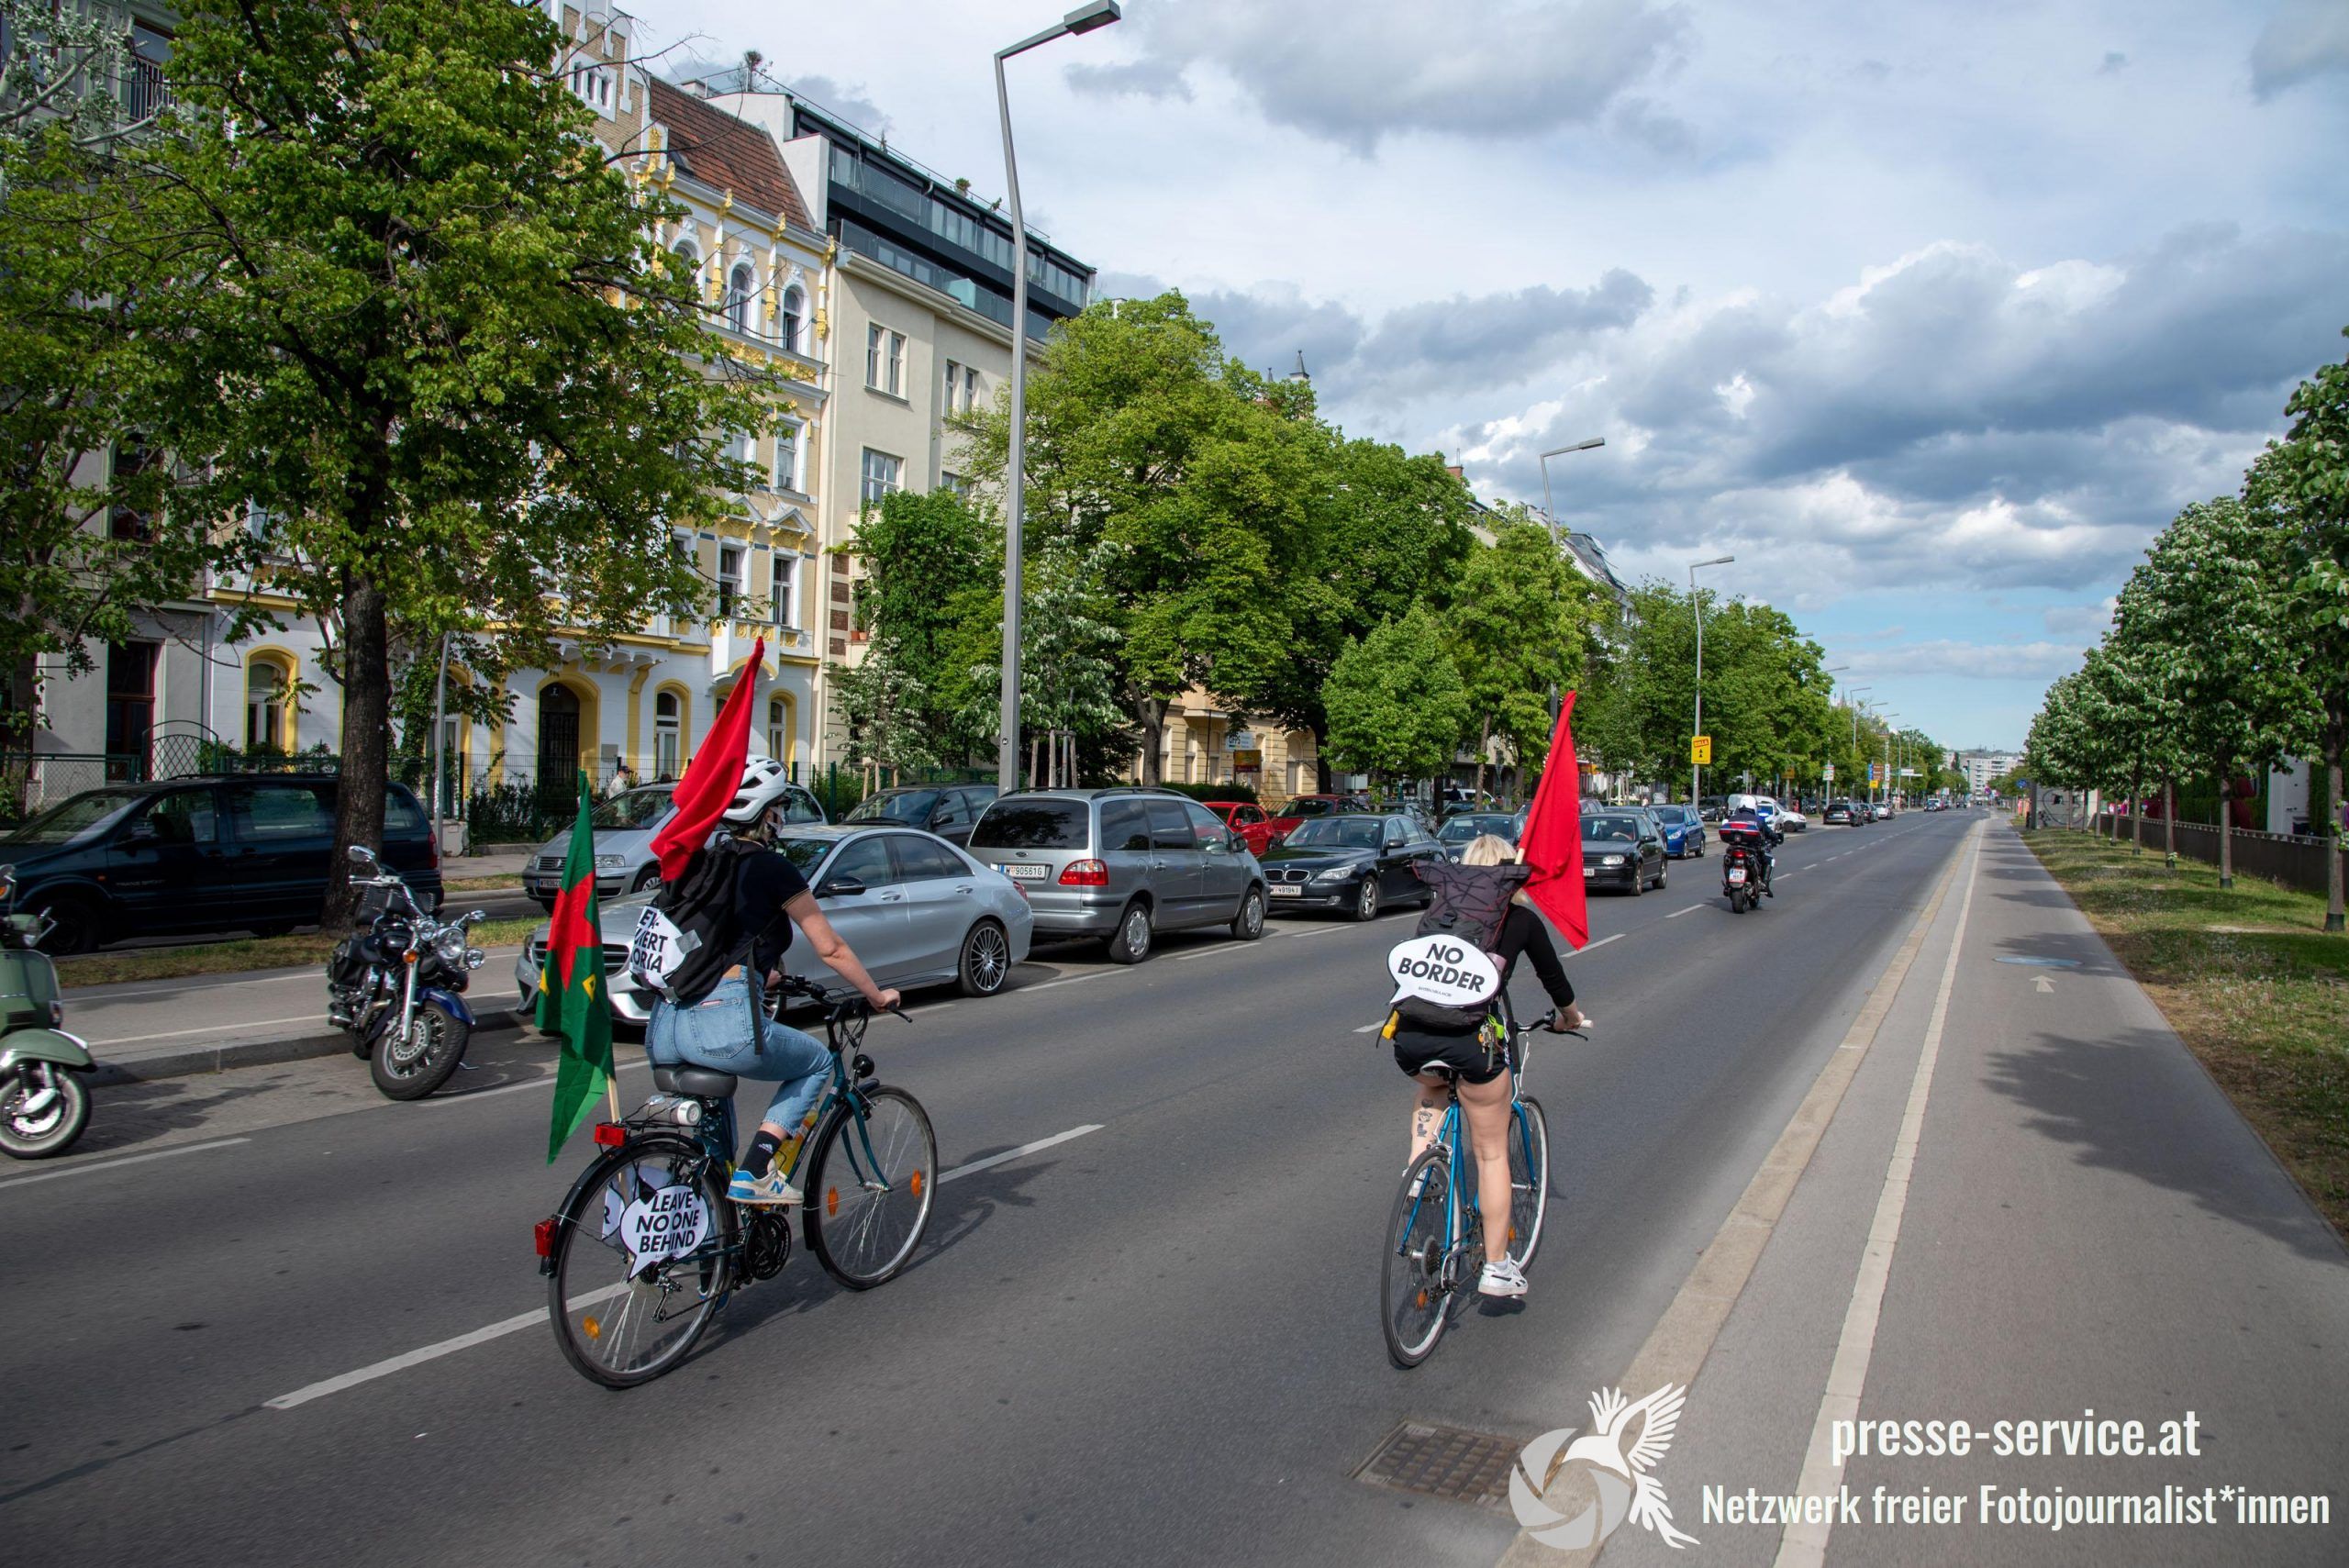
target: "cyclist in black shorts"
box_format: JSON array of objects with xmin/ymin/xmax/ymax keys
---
[{"xmin": 1389, "ymin": 834, "xmax": 1586, "ymax": 1299}]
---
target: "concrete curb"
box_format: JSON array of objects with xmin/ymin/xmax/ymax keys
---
[{"xmin": 89, "ymin": 1018, "xmax": 532, "ymax": 1087}]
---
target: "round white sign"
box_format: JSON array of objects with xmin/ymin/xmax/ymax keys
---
[{"xmin": 1386, "ymin": 934, "xmax": 1502, "ymax": 1009}]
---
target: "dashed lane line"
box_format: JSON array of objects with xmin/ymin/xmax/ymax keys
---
[
  {"xmin": 0, "ymin": 1137, "xmax": 250, "ymax": 1192},
  {"xmin": 262, "ymin": 1123, "xmax": 1107, "ymax": 1411},
  {"xmin": 1666, "ymin": 905, "xmax": 1702, "ymax": 918},
  {"xmin": 1565, "ymin": 933, "xmax": 1623, "ymax": 957}
]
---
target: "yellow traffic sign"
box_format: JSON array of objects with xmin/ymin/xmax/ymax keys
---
[{"xmin": 1690, "ymin": 735, "xmax": 1712, "ymax": 765}]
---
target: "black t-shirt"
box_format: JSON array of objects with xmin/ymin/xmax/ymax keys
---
[{"xmin": 735, "ymin": 848, "xmax": 811, "ymax": 975}]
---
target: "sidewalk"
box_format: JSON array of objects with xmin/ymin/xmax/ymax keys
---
[
  {"xmin": 1551, "ymin": 820, "xmax": 2349, "ymax": 1566},
  {"xmin": 65, "ymin": 947, "xmax": 537, "ymax": 1084}
]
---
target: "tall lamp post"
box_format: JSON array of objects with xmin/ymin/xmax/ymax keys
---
[
  {"xmin": 995, "ymin": 1, "xmax": 1122, "ymax": 794},
  {"xmin": 1880, "ymin": 712, "xmax": 1899, "ymax": 810},
  {"xmin": 1539, "ymin": 437, "xmax": 1606, "ymax": 545},
  {"xmin": 1688, "ymin": 556, "xmax": 1733, "ymax": 806},
  {"xmin": 1818, "ymin": 664, "xmax": 1847, "ymax": 805}
]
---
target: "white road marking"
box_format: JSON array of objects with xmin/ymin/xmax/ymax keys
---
[
  {"xmin": 1776, "ymin": 836, "xmax": 1984, "ymax": 1567},
  {"xmin": 1665, "ymin": 905, "xmax": 1701, "ymax": 918},
  {"xmin": 1027, "ymin": 973, "xmax": 1103, "ymax": 992},
  {"xmin": 0, "ymin": 1137, "xmax": 250, "ymax": 1192},
  {"xmin": 94, "ymin": 996, "xmax": 521, "ymax": 1050},
  {"xmin": 1353, "ymin": 1022, "xmax": 1383, "ymax": 1034},
  {"xmin": 1564, "ymin": 933, "xmax": 1622, "ymax": 957},
  {"xmin": 264, "ymin": 1123, "xmax": 1106, "ymax": 1410},
  {"xmin": 427, "ymin": 1058, "xmax": 647, "ymax": 1105},
  {"xmin": 936, "ymin": 1123, "xmax": 1102, "ymax": 1184}
]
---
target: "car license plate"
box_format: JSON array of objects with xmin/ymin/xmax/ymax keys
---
[
  {"xmin": 1728, "ymin": 869, "xmax": 1747, "ymax": 884},
  {"xmin": 1268, "ymin": 884, "xmax": 1303, "ymax": 897},
  {"xmin": 1583, "ymin": 866, "xmax": 1596, "ymax": 877},
  {"xmin": 998, "ymin": 863, "xmax": 1048, "ymax": 880}
]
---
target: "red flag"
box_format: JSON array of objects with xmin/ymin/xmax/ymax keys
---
[
  {"xmin": 648, "ymin": 638, "xmax": 766, "ymax": 882},
  {"xmin": 1520, "ymin": 692, "xmax": 1589, "ymax": 951}
]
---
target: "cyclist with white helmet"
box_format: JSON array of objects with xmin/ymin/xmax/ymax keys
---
[{"xmin": 643, "ymin": 759, "xmax": 901, "ymax": 1207}]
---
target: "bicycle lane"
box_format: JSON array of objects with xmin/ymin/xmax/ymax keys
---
[{"xmin": 0, "ymin": 817, "xmax": 1969, "ymax": 1567}]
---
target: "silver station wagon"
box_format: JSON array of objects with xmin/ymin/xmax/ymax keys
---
[{"xmin": 965, "ymin": 787, "xmax": 1266, "ymax": 963}]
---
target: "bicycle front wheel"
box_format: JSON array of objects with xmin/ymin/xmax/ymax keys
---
[
  {"xmin": 1507, "ymin": 1095, "xmax": 1551, "ymax": 1268},
  {"xmin": 804, "ymin": 1086, "xmax": 937, "ymax": 1289},
  {"xmin": 547, "ymin": 1133, "xmax": 736, "ymax": 1388},
  {"xmin": 1382, "ymin": 1149, "xmax": 1455, "ymax": 1368}
]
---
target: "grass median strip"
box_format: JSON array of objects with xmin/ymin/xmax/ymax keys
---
[
  {"xmin": 2021, "ymin": 828, "xmax": 2349, "ymax": 1240},
  {"xmin": 59, "ymin": 917, "xmax": 544, "ymax": 989}
]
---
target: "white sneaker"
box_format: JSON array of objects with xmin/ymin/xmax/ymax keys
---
[
  {"xmin": 728, "ymin": 1168, "xmax": 802, "ymax": 1207},
  {"xmin": 1478, "ymin": 1257, "xmax": 1530, "ymax": 1299}
]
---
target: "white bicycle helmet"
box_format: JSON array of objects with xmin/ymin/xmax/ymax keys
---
[{"xmin": 721, "ymin": 756, "xmax": 797, "ymax": 826}]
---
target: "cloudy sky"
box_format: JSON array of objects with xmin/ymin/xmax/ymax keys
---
[{"xmin": 642, "ymin": 0, "xmax": 2349, "ymax": 750}]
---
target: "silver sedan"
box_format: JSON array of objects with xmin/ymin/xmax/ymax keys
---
[{"xmin": 515, "ymin": 825, "xmax": 1035, "ymax": 1024}]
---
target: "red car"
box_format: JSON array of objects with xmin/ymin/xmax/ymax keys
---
[
  {"xmin": 1258, "ymin": 792, "xmax": 1374, "ymax": 847},
  {"xmin": 1202, "ymin": 799, "xmax": 1277, "ymax": 855}
]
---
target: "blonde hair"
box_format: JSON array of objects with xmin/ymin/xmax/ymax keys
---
[{"xmin": 1460, "ymin": 834, "xmax": 1516, "ymax": 867}]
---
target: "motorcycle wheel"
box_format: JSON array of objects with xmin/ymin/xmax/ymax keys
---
[
  {"xmin": 369, "ymin": 1005, "xmax": 471, "ymax": 1101},
  {"xmin": 0, "ymin": 1063, "xmax": 91, "ymax": 1160}
]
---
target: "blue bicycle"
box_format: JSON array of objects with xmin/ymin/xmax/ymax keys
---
[
  {"xmin": 539, "ymin": 976, "xmax": 936, "ymax": 1388},
  {"xmin": 1381, "ymin": 996, "xmax": 1555, "ymax": 1367}
]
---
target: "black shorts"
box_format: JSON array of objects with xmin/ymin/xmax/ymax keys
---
[{"xmin": 1391, "ymin": 1025, "xmax": 1506, "ymax": 1086}]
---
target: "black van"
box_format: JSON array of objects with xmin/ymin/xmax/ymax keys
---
[{"xmin": 0, "ymin": 774, "xmax": 441, "ymax": 954}]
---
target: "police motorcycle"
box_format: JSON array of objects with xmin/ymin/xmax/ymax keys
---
[
  {"xmin": 326, "ymin": 845, "xmax": 488, "ymax": 1100},
  {"xmin": 0, "ymin": 864, "xmax": 95, "ymax": 1158}
]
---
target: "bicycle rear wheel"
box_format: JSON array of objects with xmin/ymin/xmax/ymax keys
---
[
  {"xmin": 1507, "ymin": 1095, "xmax": 1551, "ymax": 1268},
  {"xmin": 1382, "ymin": 1149, "xmax": 1456, "ymax": 1367},
  {"xmin": 547, "ymin": 1134, "xmax": 736, "ymax": 1388},
  {"xmin": 804, "ymin": 1085, "xmax": 937, "ymax": 1289}
]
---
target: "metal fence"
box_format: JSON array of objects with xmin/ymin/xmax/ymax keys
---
[{"xmin": 2091, "ymin": 813, "xmax": 2345, "ymax": 899}]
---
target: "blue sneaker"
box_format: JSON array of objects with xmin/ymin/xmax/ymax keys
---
[{"xmin": 728, "ymin": 1168, "xmax": 802, "ymax": 1207}]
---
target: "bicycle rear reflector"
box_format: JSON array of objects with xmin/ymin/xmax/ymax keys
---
[
  {"xmin": 533, "ymin": 1218, "xmax": 557, "ymax": 1258},
  {"xmin": 593, "ymin": 1122, "xmax": 628, "ymax": 1149}
]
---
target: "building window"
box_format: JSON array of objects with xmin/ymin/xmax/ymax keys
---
[
  {"xmin": 960, "ymin": 365, "xmax": 979, "ymax": 412},
  {"xmin": 127, "ymin": 22, "xmax": 173, "ymax": 120},
  {"xmin": 774, "ymin": 419, "xmax": 803, "ymax": 494},
  {"xmin": 109, "ymin": 440, "xmax": 155, "ymax": 540},
  {"xmin": 860, "ymin": 449, "xmax": 902, "ymax": 507},
  {"xmin": 245, "ymin": 659, "xmax": 290, "ymax": 751},
  {"xmin": 771, "ymin": 551, "xmax": 798, "ymax": 628},
  {"xmin": 654, "ymin": 691, "xmax": 682, "ymax": 780},
  {"xmin": 105, "ymin": 641, "xmax": 158, "ymax": 763},
  {"xmin": 717, "ymin": 544, "xmax": 743, "ymax": 620},
  {"xmin": 942, "ymin": 359, "xmax": 961, "ymax": 412},
  {"xmin": 940, "ymin": 471, "xmax": 970, "ymax": 501},
  {"xmin": 865, "ymin": 322, "xmax": 905, "ymax": 395},
  {"xmin": 568, "ymin": 59, "xmax": 613, "ymax": 112},
  {"xmin": 767, "ymin": 698, "xmax": 790, "ymax": 766},
  {"xmin": 726, "ymin": 262, "xmax": 755, "ymax": 331},
  {"xmin": 780, "ymin": 285, "xmax": 806, "ymax": 352},
  {"xmin": 671, "ymin": 239, "xmax": 699, "ymax": 295}
]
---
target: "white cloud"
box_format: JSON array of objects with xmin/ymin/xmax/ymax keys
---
[
  {"xmin": 2250, "ymin": 0, "xmax": 2349, "ymax": 99},
  {"xmin": 1064, "ymin": 0, "xmax": 1694, "ymax": 153},
  {"xmin": 1830, "ymin": 639, "xmax": 2087, "ymax": 681}
]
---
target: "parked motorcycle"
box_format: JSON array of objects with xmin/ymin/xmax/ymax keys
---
[
  {"xmin": 1721, "ymin": 842, "xmax": 1767, "ymax": 915},
  {"xmin": 327, "ymin": 845, "xmax": 488, "ymax": 1101},
  {"xmin": 0, "ymin": 864, "xmax": 94, "ymax": 1159}
]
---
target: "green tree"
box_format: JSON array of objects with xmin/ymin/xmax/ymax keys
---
[
  {"xmin": 1321, "ymin": 606, "xmax": 1469, "ymax": 786},
  {"xmin": 2251, "ymin": 327, "xmax": 2349, "ymax": 929},
  {"xmin": 958, "ymin": 292, "xmax": 1321, "ymax": 781},
  {"xmin": 830, "ymin": 639, "xmax": 940, "ymax": 778},
  {"xmin": 1447, "ymin": 513, "xmax": 1597, "ymax": 802},
  {"xmin": 57, "ymin": 0, "xmax": 771, "ymax": 919},
  {"xmin": 2119, "ymin": 497, "xmax": 2316, "ymax": 885},
  {"xmin": 837, "ymin": 488, "xmax": 995, "ymax": 762}
]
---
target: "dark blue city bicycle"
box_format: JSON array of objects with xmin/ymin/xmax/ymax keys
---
[
  {"xmin": 538, "ymin": 976, "xmax": 936, "ymax": 1388},
  {"xmin": 1381, "ymin": 994, "xmax": 1557, "ymax": 1367}
]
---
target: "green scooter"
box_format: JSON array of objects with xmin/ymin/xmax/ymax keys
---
[{"xmin": 0, "ymin": 864, "xmax": 93, "ymax": 1158}]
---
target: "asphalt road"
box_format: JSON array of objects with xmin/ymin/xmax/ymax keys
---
[{"xmin": 0, "ymin": 814, "xmax": 2132, "ymax": 1566}]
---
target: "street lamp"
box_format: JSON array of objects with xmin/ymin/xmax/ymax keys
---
[
  {"xmin": 1688, "ymin": 555, "xmax": 1733, "ymax": 806},
  {"xmin": 1818, "ymin": 665, "xmax": 1847, "ymax": 803},
  {"xmin": 995, "ymin": 1, "xmax": 1122, "ymax": 794},
  {"xmin": 1539, "ymin": 437, "xmax": 1605, "ymax": 547}
]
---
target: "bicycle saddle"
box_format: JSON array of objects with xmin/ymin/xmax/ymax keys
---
[{"xmin": 653, "ymin": 1066, "xmax": 739, "ymax": 1099}]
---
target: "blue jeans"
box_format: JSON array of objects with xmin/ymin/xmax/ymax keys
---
[{"xmin": 645, "ymin": 973, "xmax": 830, "ymax": 1132}]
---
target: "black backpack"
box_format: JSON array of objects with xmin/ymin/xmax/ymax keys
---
[
  {"xmin": 1388, "ymin": 862, "xmax": 1528, "ymax": 1032},
  {"xmin": 625, "ymin": 836, "xmax": 758, "ymax": 1007}
]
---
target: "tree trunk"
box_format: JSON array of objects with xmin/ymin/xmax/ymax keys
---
[
  {"xmin": 2327, "ymin": 715, "xmax": 2345, "ymax": 933},
  {"xmin": 323, "ymin": 573, "xmax": 391, "ymax": 929},
  {"xmin": 1472, "ymin": 714, "xmax": 1489, "ymax": 803},
  {"xmin": 1314, "ymin": 727, "xmax": 1331, "ymax": 794},
  {"xmin": 1030, "ymin": 733, "xmax": 1042, "ymax": 790},
  {"xmin": 2131, "ymin": 767, "xmax": 2143, "ymax": 855},
  {"xmin": 2163, "ymin": 776, "xmax": 2176, "ymax": 871},
  {"xmin": 1133, "ymin": 695, "xmax": 1166, "ymax": 785},
  {"xmin": 2216, "ymin": 772, "xmax": 2234, "ymax": 889}
]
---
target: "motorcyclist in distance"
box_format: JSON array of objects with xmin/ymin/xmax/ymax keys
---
[{"xmin": 1717, "ymin": 805, "xmax": 1782, "ymax": 896}]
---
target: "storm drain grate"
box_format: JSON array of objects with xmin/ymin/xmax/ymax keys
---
[{"xmin": 1355, "ymin": 1421, "xmax": 1523, "ymax": 1509}]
